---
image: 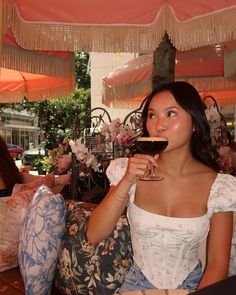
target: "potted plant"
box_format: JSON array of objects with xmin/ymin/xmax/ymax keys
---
[{"xmin": 31, "ymin": 157, "xmax": 46, "ymax": 175}]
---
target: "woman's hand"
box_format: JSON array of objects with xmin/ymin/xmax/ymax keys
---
[{"xmin": 124, "ymin": 154, "xmax": 158, "ymax": 185}]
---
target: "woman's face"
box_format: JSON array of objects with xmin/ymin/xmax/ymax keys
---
[{"xmin": 146, "ymin": 90, "xmax": 193, "ymax": 152}]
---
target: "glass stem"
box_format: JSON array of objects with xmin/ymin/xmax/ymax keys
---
[{"xmin": 150, "ymin": 164, "xmax": 155, "ymax": 177}]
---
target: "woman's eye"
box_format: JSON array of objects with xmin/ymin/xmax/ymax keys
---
[
  {"xmin": 148, "ymin": 113, "xmax": 156, "ymax": 119},
  {"xmin": 167, "ymin": 110, "xmax": 176, "ymax": 117}
]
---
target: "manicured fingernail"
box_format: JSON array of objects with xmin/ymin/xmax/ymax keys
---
[{"xmin": 154, "ymin": 154, "xmax": 159, "ymax": 160}]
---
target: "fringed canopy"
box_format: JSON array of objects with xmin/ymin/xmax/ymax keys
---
[
  {"xmin": 3, "ymin": 0, "xmax": 236, "ymax": 52},
  {"xmin": 102, "ymin": 46, "xmax": 236, "ymax": 109},
  {"xmin": 2, "ymin": 30, "xmax": 75, "ymax": 78}
]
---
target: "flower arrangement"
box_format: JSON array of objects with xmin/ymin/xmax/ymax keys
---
[
  {"xmin": 100, "ymin": 118, "xmax": 135, "ymax": 144},
  {"xmin": 204, "ymin": 105, "xmax": 224, "ymax": 149},
  {"xmin": 205, "ymin": 104, "xmax": 235, "ymax": 175},
  {"xmin": 69, "ymin": 138, "xmax": 100, "ymax": 176},
  {"xmin": 41, "ymin": 138, "xmax": 71, "ymax": 174},
  {"xmin": 217, "ymin": 146, "xmax": 234, "ymax": 174},
  {"xmin": 204, "ymin": 105, "xmax": 221, "ymax": 123}
]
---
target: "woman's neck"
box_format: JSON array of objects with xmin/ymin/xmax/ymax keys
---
[{"xmin": 158, "ymin": 150, "xmax": 201, "ymax": 177}]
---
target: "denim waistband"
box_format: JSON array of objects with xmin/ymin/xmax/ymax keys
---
[{"xmin": 119, "ymin": 260, "xmax": 202, "ymax": 293}]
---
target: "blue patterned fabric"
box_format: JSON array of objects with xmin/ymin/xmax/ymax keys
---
[
  {"xmin": 229, "ymin": 212, "xmax": 236, "ymax": 276},
  {"xmin": 18, "ymin": 185, "xmax": 67, "ymax": 295}
]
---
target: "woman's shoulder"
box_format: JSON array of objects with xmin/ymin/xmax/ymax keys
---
[
  {"xmin": 208, "ymin": 173, "xmax": 236, "ymax": 216},
  {"xmin": 106, "ymin": 158, "xmax": 129, "ymax": 186}
]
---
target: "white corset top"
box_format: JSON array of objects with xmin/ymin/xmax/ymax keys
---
[
  {"xmin": 127, "ymin": 203, "xmax": 210, "ymax": 289},
  {"xmin": 106, "ymin": 158, "xmax": 236, "ymax": 289}
]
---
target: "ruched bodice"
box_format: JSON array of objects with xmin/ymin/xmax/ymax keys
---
[
  {"xmin": 106, "ymin": 158, "xmax": 236, "ymax": 289},
  {"xmin": 128, "ymin": 203, "xmax": 209, "ymax": 288}
]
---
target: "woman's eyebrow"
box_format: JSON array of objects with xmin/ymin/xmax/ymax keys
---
[
  {"xmin": 165, "ymin": 106, "xmax": 179, "ymax": 110},
  {"xmin": 147, "ymin": 108, "xmax": 155, "ymax": 112}
]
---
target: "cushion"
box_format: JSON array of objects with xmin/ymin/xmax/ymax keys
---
[
  {"xmin": 18, "ymin": 185, "xmax": 67, "ymax": 295},
  {"xmin": 0, "ymin": 190, "xmax": 33, "ymax": 272},
  {"xmin": 54, "ymin": 201, "xmax": 133, "ymax": 295}
]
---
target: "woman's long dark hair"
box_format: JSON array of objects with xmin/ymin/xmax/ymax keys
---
[
  {"xmin": 0, "ymin": 136, "xmax": 22, "ymax": 189},
  {"xmin": 141, "ymin": 81, "xmax": 220, "ymax": 172}
]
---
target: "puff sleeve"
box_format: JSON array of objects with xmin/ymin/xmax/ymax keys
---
[
  {"xmin": 106, "ymin": 158, "xmax": 129, "ymax": 186},
  {"xmin": 208, "ymin": 173, "xmax": 236, "ymax": 217},
  {"xmin": 106, "ymin": 158, "xmax": 136, "ymax": 199}
]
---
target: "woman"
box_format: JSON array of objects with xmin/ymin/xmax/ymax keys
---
[
  {"xmin": 0, "ymin": 136, "xmax": 22, "ymax": 197},
  {"xmin": 86, "ymin": 81, "xmax": 236, "ymax": 292},
  {"xmin": 0, "ymin": 135, "xmax": 71, "ymax": 197}
]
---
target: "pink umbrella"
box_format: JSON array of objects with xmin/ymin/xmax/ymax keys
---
[
  {"xmin": 3, "ymin": 0, "xmax": 236, "ymax": 52},
  {"xmin": 103, "ymin": 43, "xmax": 236, "ymax": 108},
  {"xmin": 0, "ymin": 66, "xmax": 75, "ymax": 103},
  {"xmin": 0, "ymin": 30, "xmax": 75, "ymax": 102}
]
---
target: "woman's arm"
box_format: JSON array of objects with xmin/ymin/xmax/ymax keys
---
[
  {"xmin": 86, "ymin": 179, "xmax": 131, "ymax": 244},
  {"xmin": 20, "ymin": 172, "xmax": 45, "ymax": 183},
  {"xmin": 86, "ymin": 154, "xmax": 157, "ymax": 244},
  {"xmin": 197, "ymin": 211, "xmax": 233, "ymax": 289},
  {"xmin": 20, "ymin": 172, "xmax": 71, "ymax": 194}
]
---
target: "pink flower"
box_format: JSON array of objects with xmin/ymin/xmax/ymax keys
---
[
  {"xmin": 100, "ymin": 119, "xmax": 135, "ymax": 144},
  {"xmin": 217, "ymin": 146, "xmax": 233, "ymax": 173},
  {"xmin": 20, "ymin": 165, "xmax": 31, "ymax": 173},
  {"xmin": 57, "ymin": 154, "xmax": 72, "ymax": 173}
]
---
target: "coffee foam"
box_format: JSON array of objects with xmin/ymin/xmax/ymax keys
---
[{"xmin": 136, "ymin": 137, "xmax": 168, "ymax": 142}]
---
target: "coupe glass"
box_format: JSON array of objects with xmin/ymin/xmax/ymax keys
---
[{"xmin": 135, "ymin": 136, "xmax": 168, "ymax": 181}]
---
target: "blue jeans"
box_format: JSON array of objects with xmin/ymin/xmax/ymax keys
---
[{"xmin": 119, "ymin": 261, "xmax": 202, "ymax": 293}]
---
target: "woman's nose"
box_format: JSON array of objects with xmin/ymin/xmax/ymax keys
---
[{"xmin": 155, "ymin": 118, "xmax": 167, "ymax": 132}]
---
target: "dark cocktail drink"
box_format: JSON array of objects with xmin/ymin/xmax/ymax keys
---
[
  {"xmin": 135, "ymin": 137, "xmax": 168, "ymax": 180},
  {"xmin": 135, "ymin": 137, "xmax": 168, "ymax": 155}
]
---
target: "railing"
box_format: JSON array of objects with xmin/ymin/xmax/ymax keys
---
[{"xmin": 70, "ymin": 107, "xmax": 143, "ymax": 201}]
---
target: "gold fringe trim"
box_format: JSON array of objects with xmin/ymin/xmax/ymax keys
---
[
  {"xmin": 4, "ymin": 2, "xmax": 236, "ymax": 52},
  {"xmin": 103, "ymin": 91, "xmax": 236, "ymax": 109},
  {"xmin": 103, "ymin": 96, "xmax": 143, "ymax": 110},
  {"xmin": 1, "ymin": 45, "xmax": 75, "ymax": 78},
  {"xmin": 102, "ymin": 79, "xmax": 152, "ymax": 105},
  {"xmin": 177, "ymin": 76, "xmax": 236, "ymax": 92},
  {"xmin": 103, "ymin": 76, "xmax": 236, "ymax": 106},
  {"xmin": 224, "ymin": 47, "xmax": 236, "ymax": 78}
]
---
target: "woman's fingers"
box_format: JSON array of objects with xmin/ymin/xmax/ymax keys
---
[
  {"xmin": 133, "ymin": 153, "xmax": 159, "ymax": 167},
  {"xmin": 124, "ymin": 154, "xmax": 159, "ymax": 184},
  {"xmin": 128, "ymin": 156, "xmax": 152, "ymax": 175}
]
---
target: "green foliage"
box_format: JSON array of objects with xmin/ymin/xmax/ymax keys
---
[
  {"xmin": 75, "ymin": 52, "xmax": 91, "ymax": 89},
  {"xmin": 30, "ymin": 157, "xmax": 44, "ymax": 169},
  {"xmin": 41, "ymin": 155, "xmax": 54, "ymax": 173},
  {"xmin": 27, "ymin": 88, "xmax": 90, "ymax": 148},
  {"xmin": 0, "ymin": 52, "xmax": 91, "ymax": 146}
]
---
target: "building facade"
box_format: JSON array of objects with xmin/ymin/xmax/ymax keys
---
[{"xmin": 0, "ymin": 108, "xmax": 39, "ymax": 149}]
